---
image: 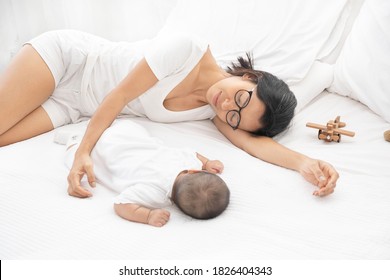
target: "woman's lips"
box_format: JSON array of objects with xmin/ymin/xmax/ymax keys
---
[{"xmin": 213, "ymin": 91, "xmax": 222, "ymax": 108}]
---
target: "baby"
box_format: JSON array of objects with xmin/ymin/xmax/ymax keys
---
[{"xmin": 64, "ymin": 120, "xmax": 230, "ymax": 227}]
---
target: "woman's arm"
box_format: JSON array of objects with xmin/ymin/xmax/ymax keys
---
[
  {"xmin": 114, "ymin": 203, "xmax": 170, "ymax": 227},
  {"xmin": 67, "ymin": 58, "xmax": 158, "ymax": 197},
  {"xmin": 213, "ymin": 117, "xmax": 304, "ymax": 169},
  {"xmin": 212, "ymin": 117, "xmax": 338, "ymax": 196},
  {"xmin": 77, "ymin": 58, "xmax": 158, "ymax": 155}
]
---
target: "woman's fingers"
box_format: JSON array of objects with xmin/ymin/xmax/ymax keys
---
[
  {"xmin": 67, "ymin": 183, "xmax": 92, "ymax": 198},
  {"xmin": 84, "ymin": 163, "xmax": 96, "ymax": 188},
  {"xmin": 67, "ymin": 169, "xmax": 92, "ymax": 198}
]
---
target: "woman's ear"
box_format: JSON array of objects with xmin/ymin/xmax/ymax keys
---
[{"xmin": 242, "ymin": 73, "xmax": 258, "ymax": 82}]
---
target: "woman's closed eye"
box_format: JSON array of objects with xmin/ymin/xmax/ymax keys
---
[
  {"xmin": 228, "ymin": 111, "xmax": 239, "ymax": 123},
  {"xmin": 235, "ymin": 90, "xmax": 251, "ymax": 108},
  {"xmin": 236, "ymin": 92, "xmax": 245, "ymax": 107}
]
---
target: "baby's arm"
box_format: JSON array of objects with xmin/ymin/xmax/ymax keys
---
[
  {"xmin": 196, "ymin": 153, "xmax": 224, "ymax": 174},
  {"xmin": 114, "ymin": 203, "xmax": 170, "ymax": 227}
]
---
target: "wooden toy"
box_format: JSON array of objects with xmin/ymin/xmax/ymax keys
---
[
  {"xmin": 306, "ymin": 116, "xmax": 355, "ymax": 142},
  {"xmin": 384, "ymin": 130, "xmax": 390, "ymax": 142}
]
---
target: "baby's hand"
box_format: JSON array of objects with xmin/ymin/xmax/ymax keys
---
[
  {"xmin": 205, "ymin": 160, "xmax": 224, "ymax": 174},
  {"xmin": 147, "ymin": 209, "xmax": 170, "ymax": 227}
]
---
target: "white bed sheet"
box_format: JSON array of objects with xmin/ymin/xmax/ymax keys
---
[{"xmin": 1, "ymin": 91, "xmax": 389, "ymax": 259}]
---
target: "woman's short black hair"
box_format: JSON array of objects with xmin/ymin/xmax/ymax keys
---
[{"xmin": 226, "ymin": 53, "xmax": 297, "ymax": 137}]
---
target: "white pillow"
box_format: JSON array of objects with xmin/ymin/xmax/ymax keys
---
[
  {"xmin": 329, "ymin": 0, "xmax": 390, "ymax": 123},
  {"xmin": 317, "ymin": 0, "xmax": 366, "ymax": 64},
  {"xmin": 160, "ymin": 0, "xmax": 347, "ymax": 84},
  {"xmin": 291, "ymin": 61, "xmax": 334, "ymax": 112}
]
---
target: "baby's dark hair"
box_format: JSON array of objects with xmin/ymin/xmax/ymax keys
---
[
  {"xmin": 227, "ymin": 53, "xmax": 297, "ymax": 137},
  {"xmin": 172, "ymin": 172, "xmax": 230, "ymax": 219}
]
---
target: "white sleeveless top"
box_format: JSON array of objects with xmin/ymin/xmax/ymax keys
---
[{"xmin": 83, "ymin": 33, "xmax": 215, "ymax": 122}]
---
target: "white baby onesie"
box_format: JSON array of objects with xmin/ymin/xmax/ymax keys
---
[{"xmin": 65, "ymin": 120, "xmax": 202, "ymax": 209}]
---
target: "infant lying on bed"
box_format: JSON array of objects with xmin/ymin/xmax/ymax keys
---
[{"xmin": 63, "ymin": 120, "xmax": 230, "ymax": 227}]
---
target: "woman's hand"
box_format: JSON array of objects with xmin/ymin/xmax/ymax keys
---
[
  {"xmin": 299, "ymin": 158, "xmax": 339, "ymax": 197},
  {"xmin": 204, "ymin": 160, "xmax": 224, "ymax": 174},
  {"xmin": 67, "ymin": 152, "xmax": 96, "ymax": 198}
]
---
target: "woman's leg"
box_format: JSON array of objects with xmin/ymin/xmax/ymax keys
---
[
  {"xmin": 0, "ymin": 44, "xmax": 55, "ymax": 146},
  {"xmin": 0, "ymin": 106, "xmax": 53, "ymax": 146}
]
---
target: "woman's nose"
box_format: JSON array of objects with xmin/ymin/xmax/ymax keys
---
[{"xmin": 221, "ymin": 98, "xmax": 235, "ymax": 111}]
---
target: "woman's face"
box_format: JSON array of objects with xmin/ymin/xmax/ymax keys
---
[{"xmin": 206, "ymin": 75, "xmax": 266, "ymax": 132}]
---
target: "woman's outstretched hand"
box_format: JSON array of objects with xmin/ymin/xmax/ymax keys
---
[
  {"xmin": 67, "ymin": 152, "xmax": 96, "ymax": 198},
  {"xmin": 299, "ymin": 158, "xmax": 339, "ymax": 197}
]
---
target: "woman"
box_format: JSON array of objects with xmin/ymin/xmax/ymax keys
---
[{"xmin": 0, "ymin": 30, "xmax": 338, "ymax": 197}]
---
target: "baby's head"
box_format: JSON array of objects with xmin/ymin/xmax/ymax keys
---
[{"xmin": 171, "ymin": 170, "xmax": 230, "ymax": 219}]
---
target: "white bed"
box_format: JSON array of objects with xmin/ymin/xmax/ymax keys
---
[
  {"xmin": 1, "ymin": 90, "xmax": 389, "ymax": 259},
  {"xmin": 1, "ymin": 0, "xmax": 389, "ymax": 260}
]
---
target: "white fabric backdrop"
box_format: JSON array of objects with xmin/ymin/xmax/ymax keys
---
[{"xmin": 0, "ymin": 0, "xmax": 177, "ymax": 71}]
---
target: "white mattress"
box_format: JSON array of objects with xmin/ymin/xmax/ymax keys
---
[{"xmin": 1, "ymin": 91, "xmax": 389, "ymax": 259}]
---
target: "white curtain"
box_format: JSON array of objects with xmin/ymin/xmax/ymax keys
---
[{"xmin": 0, "ymin": 0, "xmax": 177, "ymax": 71}]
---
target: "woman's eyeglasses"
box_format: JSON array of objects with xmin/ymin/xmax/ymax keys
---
[{"xmin": 226, "ymin": 87, "xmax": 255, "ymax": 130}]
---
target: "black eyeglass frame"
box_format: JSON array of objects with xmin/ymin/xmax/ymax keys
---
[{"xmin": 226, "ymin": 87, "xmax": 255, "ymax": 130}]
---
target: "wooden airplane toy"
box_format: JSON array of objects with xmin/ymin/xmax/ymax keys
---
[{"xmin": 306, "ymin": 116, "xmax": 355, "ymax": 142}]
